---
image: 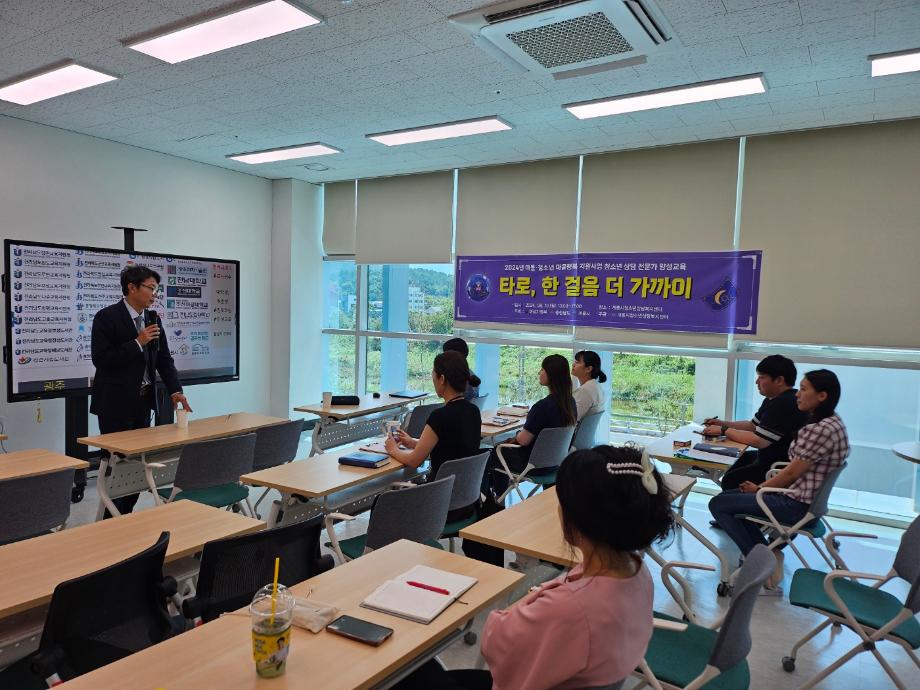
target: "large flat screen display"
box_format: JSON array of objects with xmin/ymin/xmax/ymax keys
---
[{"xmin": 4, "ymin": 239, "xmax": 240, "ymax": 402}]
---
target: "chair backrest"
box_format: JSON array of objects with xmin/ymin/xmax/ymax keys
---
[
  {"xmin": 189, "ymin": 515, "xmax": 330, "ymax": 622},
  {"xmin": 708, "ymin": 544, "xmax": 774, "ymax": 671},
  {"xmin": 434, "ymin": 451, "xmax": 490, "ymax": 511},
  {"xmin": 36, "ymin": 532, "xmax": 173, "ymax": 681},
  {"xmin": 894, "ymin": 514, "xmax": 920, "ymax": 613},
  {"xmin": 0, "ymin": 470, "xmax": 73, "ymax": 544},
  {"xmin": 173, "ymin": 433, "xmax": 256, "ymax": 491},
  {"xmin": 404, "ymin": 403, "xmax": 444, "ymax": 438},
  {"xmin": 470, "ymin": 394, "xmax": 489, "ymax": 410},
  {"xmin": 571, "ymin": 410, "xmax": 604, "ymax": 450},
  {"xmin": 529, "ymin": 426, "xmax": 576, "ymax": 470},
  {"xmin": 252, "ymin": 419, "xmax": 305, "ymax": 472},
  {"xmin": 365, "ymin": 476, "xmax": 455, "ymax": 552},
  {"xmin": 807, "ymin": 461, "xmax": 847, "ymax": 519}
]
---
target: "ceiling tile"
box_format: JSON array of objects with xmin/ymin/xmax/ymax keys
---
[
  {"xmin": 0, "ymin": 19, "xmax": 37, "ymax": 49},
  {"xmin": 670, "ymin": 0, "xmax": 803, "ymax": 47},
  {"xmin": 740, "ymin": 13, "xmax": 875, "ymax": 56},
  {"xmin": 0, "ymin": 0, "xmax": 99, "ymax": 32}
]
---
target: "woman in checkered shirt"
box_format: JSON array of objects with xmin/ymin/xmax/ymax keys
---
[{"xmin": 709, "ymin": 369, "xmax": 849, "ymax": 590}]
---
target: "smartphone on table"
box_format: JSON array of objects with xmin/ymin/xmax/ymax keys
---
[{"xmin": 326, "ymin": 615, "xmax": 394, "ymax": 646}]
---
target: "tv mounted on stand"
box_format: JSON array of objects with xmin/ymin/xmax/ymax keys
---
[{"xmin": 3, "ymin": 238, "xmax": 240, "ymax": 499}]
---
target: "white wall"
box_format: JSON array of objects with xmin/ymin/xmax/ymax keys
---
[
  {"xmin": 270, "ymin": 179, "xmax": 323, "ymax": 418},
  {"xmin": 0, "ymin": 115, "xmax": 273, "ymax": 452}
]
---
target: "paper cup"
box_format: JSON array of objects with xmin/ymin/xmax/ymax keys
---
[
  {"xmin": 322, "ymin": 391, "xmax": 332, "ymax": 408},
  {"xmin": 176, "ymin": 408, "xmax": 189, "ymax": 428}
]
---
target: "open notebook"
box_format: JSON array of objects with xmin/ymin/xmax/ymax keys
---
[
  {"xmin": 496, "ymin": 405, "xmax": 528, "ymax": 418},
  {"xmin": 675, "ymin": 448, "xmax": 737, "ymax": 466},
  {"xmin": 360, "ymin": 565, "xmax": 477, "ymax": 624}
]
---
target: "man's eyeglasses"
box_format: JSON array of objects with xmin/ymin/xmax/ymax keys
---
[{"xmin": 139, "ymin": 283, "xmax": 159, "ymax": 292}]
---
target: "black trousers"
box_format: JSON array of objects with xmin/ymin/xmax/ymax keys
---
[
  {"xmin": 719, "ymin": 450, "xmax": 770, "ymax": 491},
  {"xmin": 99, "ymin": 389, "xmax": 154, "ymax": 519},
  {"xmin": 393, "ymin": 661, "xmax": 492, "ymax": 690}
]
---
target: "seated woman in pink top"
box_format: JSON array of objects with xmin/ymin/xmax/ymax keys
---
[{"xmin": 395, "ymin": 444, "xmax": 675, "ymax": 690}]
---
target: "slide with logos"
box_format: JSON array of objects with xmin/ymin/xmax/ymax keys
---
[{"xmin": 5, "ymin": 240, "xmax": 239, "ymax": 401}]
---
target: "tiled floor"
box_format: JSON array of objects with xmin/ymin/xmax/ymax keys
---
[{"xmin": 67, "ymin": 458, "xmax": 916, "ymax": 690}]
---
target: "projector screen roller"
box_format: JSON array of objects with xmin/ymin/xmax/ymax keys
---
[{"xmin": 4, "ymin": 239, "xmax": 239, "ymax": 402}]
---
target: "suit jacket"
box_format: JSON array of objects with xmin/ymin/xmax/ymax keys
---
[{"xmin": 90, "ymin": 301, "xmax": 182, "ymax": 419}]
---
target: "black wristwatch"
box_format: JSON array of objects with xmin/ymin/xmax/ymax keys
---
[{"xmin": 720, "ymin": 424, "xmax": 728, "ymax": 436}]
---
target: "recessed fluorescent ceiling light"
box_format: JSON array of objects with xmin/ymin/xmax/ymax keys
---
[
  {"xmin": 870, "ymin": 48, "xmax": 920, "ymax": 77},
  {"xmin": 367, "ymin": 117, "xmax": 512, "ymax": 146},
  {"xmin": 0, "ymin": 63, "xmax": 117, "ymax": 105},
  {"xmin": 126, "ymin": 0, "xmax": 321, "ymax": 64},
  {"xmin": 564, "ymin": 74, "xmax": 766, "ymax": 119},
  {"xmin": 227, "ymin": 142, "xmax": 341, "ymax": 164}
]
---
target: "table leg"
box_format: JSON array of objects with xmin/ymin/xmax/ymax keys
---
[
  {"xmin": 141, "ymin": 453, "xmax": 164, "ymax": 505},
  {"xmin": 95, "ymin": 454, "xmax": 120, "ymax": 520},
  {"xmin": 310, "ymin": 417, "xmax": 330, "ymax": 456},
  {"xmin": 673, "ymin": 512, "xmax": 733, "ymax": 589}
]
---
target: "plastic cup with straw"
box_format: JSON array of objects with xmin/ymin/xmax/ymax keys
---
[{"xmin": 250, "ymin": 557, "xmax": 295, "ymax": 678}]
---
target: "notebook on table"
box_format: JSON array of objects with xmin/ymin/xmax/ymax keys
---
[
  {"xmin": 389, "ymin": 390, "xmax": 428, "ymax": 399},
  {"xmin": 360, "ymin": 565, "xmax": 478, "ymax": 624},
  {"xmin": 339, "ymin": 451, "xmax": 390, "ymax": 469},
  {"xmin": 675, "ymin": 448, "xmax": 736, "ymax": 466},
  {"xmin": 359, "ymin": 440, "xmax": 390, "ymax": 455},
  {"xmin": 496, "ymin": 404, "xmax": 529, "ymax": 418},
  {"xmin": 485, "ymin": 416, "xmax": 514, "ymax": 427}
]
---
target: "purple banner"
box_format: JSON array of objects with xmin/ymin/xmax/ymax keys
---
[{"xmin": 455, "ymin": 251, "xmax": 762, "ymax": 334}]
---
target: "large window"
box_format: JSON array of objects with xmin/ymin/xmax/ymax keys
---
[
  {"xmin": 320, "ymin": 259, "xmax": 918, "ymax": 524},
  {"xmin": 736, "ymin": 359, "xmax": 920, "ymax": 520}
]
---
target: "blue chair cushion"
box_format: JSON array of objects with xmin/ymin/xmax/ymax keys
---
[
  {"xmin": 157, "ymin": 483, "xmax": 249, "ymax": 509},
  {"xmin": 736, "ymin": 514, "xmax": 825, "ymax": 538},
  {"xmin": 527, "ymin": 469, "xmax": 558, "ymax": 485},
  {"xmin": 327, "ymin": 534, "xmax": 444, "ymax": 561},
  {"xmin": 642, "ymin": 613, "xmax": 750, "ymax": 689},
  {"xmin": 789, "ymin": 569, "xmax": 920, "ymax": 649}
]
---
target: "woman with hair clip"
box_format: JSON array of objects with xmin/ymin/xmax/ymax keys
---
[
  {"xmin": 386, "ymin": 351, "xmax": 482, "ymax": 480},
  {"xmin": 394, "ymin": 444, "xmax": 675, "ymax": 690},
  {"xmin": 483, "ymin": 354, "xmax": 576, "ymax": 499},
  {"xmin": 572, "ymin": 349, "xmax": 607, "ymax": 420},
  {"xmin": 709, "ymin": 369, "xmax": 849, "ymax": 590}
]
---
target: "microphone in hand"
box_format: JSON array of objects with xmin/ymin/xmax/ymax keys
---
[{"xmin": 145, "ymin": 310, "xmax": 160, "ymax": 350}]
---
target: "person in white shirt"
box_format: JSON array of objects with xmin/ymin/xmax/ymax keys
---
[{"xmin": 572, "ymin": 350, "xmax": 607, "ymax": 420}]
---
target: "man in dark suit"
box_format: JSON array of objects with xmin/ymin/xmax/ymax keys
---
[{"xmin": 91, "ymin": 265, "xmax": 192, "ymax": 517}]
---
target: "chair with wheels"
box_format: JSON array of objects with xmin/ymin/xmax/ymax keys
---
[
  {"xmin": 157, "ymin": 433, "xmax": 257, "ymax": 515},
  {"xmin": 0, "ymin": 470, "xmax": 74, "ymax": 545},
  {"xmin": 782, "ymin": 514, "xmax": 920, "ymax": 690},
  {"xmin": 435, "ymin": 451, "xmax": 491, "ymax": 551},
  {"xmin": 571, "ymin": 410, "xmax": 604, "ymax": 451},
  {"xmin": 495, "ymin": 426, "xmax": 575, "ymax": 502},
  {"xmin": 633, "ymin": 544, "xmax": 775, "ymax": 690},
  {"xmin": 249, "ymin": 419, "xmax": 305, "ymax": 517},
  {"xmin": 324, "ymin": 476, "xmax": 454, "ymax": 563},
  {"xmin": 182, "ymin": 515, "xmax": 333, "ymax": 625},
  {"xmin": 402, "ymin": 402, "xmax": 444, "ymax": 439},
  {"xmin": 736, "ymin": 462, "xmax": 847, "ymax": 572},
  {"xmin": 470, "ymin": 394, "xmax": 489, "ymax": 410},
  {"xmin": 0, "ymin": 532, "xmax": 179, "ymax": 688}
]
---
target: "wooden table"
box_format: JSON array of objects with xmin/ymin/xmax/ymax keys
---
[
  {"xmin": 646, "ymin": 423, "xmax": 748, "ymax": 484},
  {"xmin": 78, "ymin": 412, "xmax": 289, "ymax": 519},
  {"xmin": 59, "ymin": 540, "xmax": 522, "ymax": 690},
  {"xmin": 480, "ymin": 409, "xmax": 527, "ymax": 444},
  {"xmin": 241, "ymin": 445, "xmax": 425, "ymax": 526},
  {"xmin": 460, "ymin": 475, "xmax": 728, "ymax": 606},
  {"xmin": 295, "ymin": 394, "xmax": 431, "ymax": 455},
  {"xmin": 0, "ymin": 448, "xmax": 88, "ymax": 481},
  {"xmin": 892, "ymin": 441, "xmax": 920, "ymax": 464},
  {"xmin": 0, "ymin": 501, "xmax": 263, "ymax": 620}
]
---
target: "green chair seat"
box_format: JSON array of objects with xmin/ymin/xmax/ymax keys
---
[
  {"xmin": 442, "ymin": 512, "xmax": 479, "ymax": 537},
  {"xmin": 789, "ymin": 569, "xmax": 920, "ymax": 648},
  {"xmin": 527, "ymin": 469, "xmax": 558, "ymax": 485},
  {"xmin": 326, "ymin": 534, "xmax": 444, "ymax": 561},
  {"xmin": 157, "ymin": 483, "xmax": 249, "ymax": 509},
  {"xmin": 642, "ymin": 612, "xmax": 750, "ymax": 689},
  {"xmin": 736, "ymin": 514, "xmax": 825, "ymax": 538}
]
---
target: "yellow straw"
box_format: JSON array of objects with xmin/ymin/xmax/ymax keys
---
[{"xmin": 270, "ymin": 557, "xmax": 280, "ymax": 625}]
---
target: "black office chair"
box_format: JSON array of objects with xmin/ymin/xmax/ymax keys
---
[
  {"xmin": 182, "ymin": 515, "xmax": 333, "ymax": 624},
  {"xmin": 0, "ymin": 532, "xmax": 178, "ymax": 688}
]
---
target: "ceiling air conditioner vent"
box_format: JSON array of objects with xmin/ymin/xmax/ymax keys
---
[{"xmin": 451, "ymin": 0, "xmax": 679, "ymax": 80}]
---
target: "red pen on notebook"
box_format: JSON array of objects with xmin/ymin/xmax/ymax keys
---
[{"xmin": 406, "ymin": 581, "xmax": 450, "ymax": 595}]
